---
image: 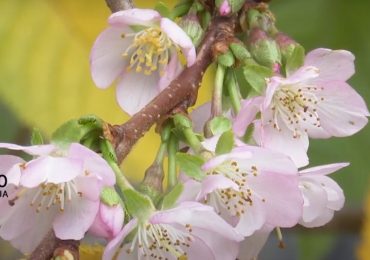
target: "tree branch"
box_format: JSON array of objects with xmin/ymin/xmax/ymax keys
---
[
  {"xmin": 105, "ymin": 0, "xmax": 134, "ymax": 13},
  {"xmin": 108, "ymin": 15, "xmax": 237, "ymax": 163}
]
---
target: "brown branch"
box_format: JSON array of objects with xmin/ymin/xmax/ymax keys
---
[
  {"xmin": 28, "ymin": 231, "xmax": 79, "ymax": 260},
  {"xmin": 108, "ymin": 15, "xmax": 237, "ymax": 163},
  {"xmin": 105, "ymin": 0, "xmax": 134, "ymax": 13}
]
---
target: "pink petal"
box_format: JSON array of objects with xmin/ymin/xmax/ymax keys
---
[
  {"xmin": 89, "ymin": 203, "xmax": 124, "ymax": 239},
  {"xmin": 0, "ymin": 143, "xmax": 55, "ymax": 156},
  {"xmin": 254, "ymin": 120, "xmax": 309, "ymax": 168},
  {"xmin": 151, "ymin": 201, "xmax": 243, "ymax": 242},
  {"xmin": 90, "ymin": 27, "xmax": 132, "ymax": 88},
  {"xmin": 238, "ymin": 225, "xmax": 273, "ymax": 260},
  {"xmin": 248, "ymin": 171, "xmax": 303, "ymax": 228},
  {"xmin": 116, "ymin": 71, "xmax": 160, "ymax": 115},
  {"xmin": 5, "ymin": 164, "xmax": 23, "ymax": 185},
  {"xmin": 235, "ymin": 196, "xmax": 266, "ymax": 236},
  {"xmin": 177, "ymin": 179, "xmax": 201, "ymax": 203},
  {"xmin": 315, "ymin": 81, "xmax": 369, "ymax": 137},
  {"xmin": 75, "ymin": 176, "xmax": 102, "ymax": 201},
  {"xmin": 299, "ymin": 208, "xmax": 334, "ymax": 228},
  {"xmin": 53, "ymin": 197, "xmax": 99, "ymax": 240},
  {"xmin": 68, "ymin": 143, "xmax": 115, "ymax": 186},
  {"xmin": 160, "ymin": 18, "xmax": 196, "ymax": 66},
  {"xmin": 158, "ymin": 52, "xmax": 183, "ymax": 91},
  {"xmin": 202, "ymin": 150, "xmax": 253, "ymax": 171},
  {"xmin": 183, "ymin": 235, "xmax": 215, "ymax": 260},
  {"xmin": 201, "ymin": 134, "xmax": 221, "ymax": 152},
  {"xmin": 305, "ymin": 48, "xmax": 355, "ymax": 82},
  {"xmin": 197, "ymin": 175, "xmax": 239, "ymax": 201},
  {"xmin": 103, "ymin": 219, "xmax": 138, "ymax": 260},
  {"xmin": 299, "ymin": 177, "xmax": 328, "ymax": 222},
  {"xmin": 109, "ymin": 9, "xmax": 161, "ymax": 27},
  {"xmin": 191, "ymin": 102, "xmax": 211, "ymax": 134},
  {"xmin": 0, "ymin": 155, "xmax": 24, "ymax": 173},
  {"xmin": 233, "ymin": 97, "xmax": 264, "ymax": 137},
  {"xmin": 20, "ymin": 157, "xmax": 83, "ymax": 188},
  {"xmin": 300, "ymin": 163, "xmax": 349, "ymax": 176}
]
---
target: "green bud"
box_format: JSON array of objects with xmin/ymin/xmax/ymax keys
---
[
  {"xmin": 100, "ymin": 187, "xmax": 122, "ymax": 207},
  {"xmin": 217, "ymin": 49, "xmax": 235, "ymax": 67},
  {"xmin": 229, "ymin": 42, "xmax": 251, "ymax": 62},
  {"xmin": 248, "ymin": 28, "xmax": 281, "ymax": 68},
  {"xmin": 173, "ymin": 114, "xmax": 192, "ymax": 130},
  {"xmin": 179, "ymin": 14, "xmax": 204, "ymax": 47}
]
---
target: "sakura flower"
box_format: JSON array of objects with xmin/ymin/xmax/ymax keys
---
[
  {"xmin": 103, "ymin": 201, "xmax": 242, "ymax": 260},
  {"xmin": 235, "ymin": 48, "xmax": 369, "ymax": 167},
  {"xmin": 89, "ymin": 202, "xmax": 124, "ymax": 240},
  {"xmin": 298, "ymin": 163, "xmax": 348, "ymax": 227},
  {"xmin": 0, "ymin": 142, "xmax": 115, "ymax": 253},
  {"xmin": 194, "ymin": 144, "xmax": 303, "ymax": 237},
  {"xmin": 90, "ymin": 8, "xmax": 196, "ymax": 115}
]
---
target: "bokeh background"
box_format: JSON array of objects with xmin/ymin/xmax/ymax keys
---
[{"xmin": 0, "ymin": 0, "xmax": 369, "ymax": 259}]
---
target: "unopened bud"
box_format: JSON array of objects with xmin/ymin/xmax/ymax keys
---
[
  {"xmin": 248, "ymin": 28, "xmax": 281, "ymax": 68},
  {"xmin": 229, "ymin": 42, "xmax": 251, "ymax": 62},
  {"xmin": 216, "ymin": 0, "xmax": 245, "ymax": 16},
  {"xmin": 247, "ymin": 8, "xmax": 277, "ymax": 34},
  {"xmin": 179, "ymin": 14, "xmax": 204, "ymax": 47},
  {"xmin": 274, "ymin": 32, "xmax": 302, "ymax": 63}
]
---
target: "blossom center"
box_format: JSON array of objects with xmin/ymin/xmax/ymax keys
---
[
  {"xmin": 122, "ymin": 27, "xmax": 174, "ymax": 76},
  {"xmin": 270, "ymin": 84, "xmax": 325, "ymax": 137},
  {"xmin": 205, "ymin": 161, "xmax": 264, "ymax": 217},
  {"xmin": 28, "ymin": 181, "xmax": 82, "ymax": 213},
  {"xmin": 126, "ymin": 223, "xmax": 193, "ymax": 259}
]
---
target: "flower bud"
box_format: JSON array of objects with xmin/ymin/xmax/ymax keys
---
[
  {"xmin": 274, "ymin": 32, "xmax": 301, "ymax": 63},
  {"xmin": 248, "ymin": 28, "xmax": 281, "ymax": 68},
  {"xmin": 89, "ymin": 202, "xmax": 124, "ymax": 240},
  {"xmin": 216, "ymin": 0, "xmax": 245, "ymax": 16},
  {"xmin": 179, "ymin": 13, "xmax": 204, "ymax": 47}
]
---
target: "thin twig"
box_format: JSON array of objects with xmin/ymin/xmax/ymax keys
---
[{"xmin": 105, "ymin": 0, "xmax": 134, "ymax": 13}]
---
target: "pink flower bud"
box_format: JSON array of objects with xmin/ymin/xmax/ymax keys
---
[{"xmin": 219, "ymin": 0, "xmax": 231, "ymax": 16}]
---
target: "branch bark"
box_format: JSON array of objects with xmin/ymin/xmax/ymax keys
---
[
  {"xmin": 109, "ymin": 15, "xmax": 237, "ymax": 163},
  {"xmin": 105, "ymin": 0, "xmax": 134, "ymax": 12}
]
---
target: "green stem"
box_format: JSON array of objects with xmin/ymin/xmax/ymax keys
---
[
  {"xmin": 212, "ymin": 64, "xmax": 226, "ymax": 117},
  {"xmin": 227, "ymin": 70, "xmax": 242, "ymax": 113},
  {"xmin": 155, "ymin": 142, "xmax": 167, "ymax": 164},
  {"xmin": 183, "ymin": 127, "xmax": 202, "ymax": 153},
  {"xmin": 109, "ymin": 161, "xmax": 134, "ymax": 192},
  {"xmin": 167, "ymin": 135, "xmax": 178, "ymax": 189}
]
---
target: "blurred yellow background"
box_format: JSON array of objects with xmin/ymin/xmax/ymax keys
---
[{"xmin": 0, "ymin": 0, "xmax": 369, "ymax": 259}]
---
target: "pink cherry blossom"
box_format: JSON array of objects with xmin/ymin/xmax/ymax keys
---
[
  {"xmin": 191, "ymin": 143, "xmax": 303, "ymax": 237},
  {"xmin": 0, "ymin": 142, "xmax": 115, "ymax": 253},
  {"xmin": 298, "ymin": 163, "xmax": 348, "ymax": 227},
  {"xmin": 219, "ymin": 0, "xmax": 231, "ymax": 16},
  {"xmin": 103, "ymin": 201, "xmax": 242, "ymax": 260},
  {"xmin": 89, "ymin": 202, "xmax": 124, "ymax": 240},
  {"xmin": 234, "ymin": 48, "xmax": 369, "ymax": 167},
  {"xmin": 90, "ymin": 8, "xmax": 196, "ymax": 115}
]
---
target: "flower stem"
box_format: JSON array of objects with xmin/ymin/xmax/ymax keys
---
[
  {"xmin": 183, "ymin": 127, "xmax": 202, "ymax": 153},
  {"xmin": 226, "ymin": 69, "xmax": 241, "ymax": 113},
  {"xmin": 212, "ymin": 64, "xmax": 226, "ymax": 117},
  {"xmin": 109, "ymin": 161, "xmax": 134, "ymax": 192},
  {"xmin": 155, "ymin": 142, "xmax": 167, "ymax": 164},
  {"xmin": 167, "ymin": 134, "xmax": 179, "ymax": 189}
]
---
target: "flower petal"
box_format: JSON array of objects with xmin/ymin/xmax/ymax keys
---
[
  {"xmin": 305, "ymin": 48, "xmax": 355, "ymax": 82},
  {"xmin": 158, "ymin": 52, "xmax": 183, "ymax": 91},
  {"xmin": 53, "ymin": 196, "xmax": 99, "ymax": 240},
  {"xmin": 235, "ymin": 196, "xmax": 266, "ymax": 236},
  {"xmin": 238, "ymin": 225, "xmax": 273, "ymax": 260},
  {"xmin": 160, "ymin": 18, "xmax": 196, "ymax": 66},
  {"xmin": 0, "ymin": 143, "xmax": 55, "ymax": 156},
  {"xmin": 0, "ymin": 155, "xmax": 24, "ymax": 174},
  {"xmin": 109, "ymin": 9, "xmax": 161, "ymax": 27},
  {"xmin": 300, "ymin": 163, "xmax": 349, "ymax": 176},
  {"xmin": 299, "ymin": 208, "xmax": 334, "ymax": 228},
  {"xmin": 116, "ymin": 71, "xmax": 160, "ymax": 115},
  {"xmin": 20, "ymin": 157, "xmax": 83, "ymax": 187},
  {"xmin": 90, "ymin": 26, "xmax": 132, "ymax": 88},
  {"xmin": 233, "ymin": 97, "xmax": 264, "ymax": 137},
  {"xmin": 315, "ymin": 81, "xmax": 369, "ymax": 137},
  {"xmin": 191, "ymin": 102, "xmax": 211, "ymax": 134},
  {"xmin": 197, "ymin": 175, "xmax": 239, "ymax": 201}
]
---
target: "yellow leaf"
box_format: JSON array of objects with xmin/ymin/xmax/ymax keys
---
[{"xmin": 0, "ymin": 0, "xmax": 212, "ymax": 181}]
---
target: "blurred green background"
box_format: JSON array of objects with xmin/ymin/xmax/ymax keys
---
[{"xmin": 0, "ymin": 0, "xmax": 369, "ymax": 259}]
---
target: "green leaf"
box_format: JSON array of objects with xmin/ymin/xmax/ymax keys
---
[
  {"xmin": 123, "ymin": 189, "xmax": 154, "ymax": 221},
  {"xmin": 176, "ymin": 153, "xmax": 205, "ymax": 181},
  {"xmin": 172, "ymin": 1, "xmax": 193, "ymax": 19},
  {"xmin": 285, "ymin": 45, "xmax": 305, "ymax": 76},
  {"xmin": 243, "ymin": 63, "xmax": 273, "ymax": 94},
  {"xmin": 161, "ymin": 183, "xmax": 184, "ymax": 210},
  {"xmin": 155, "ymin": 2, "xmax": 171, "ymax": 18},
  {"xmin": 100, "ymin": 187, "xmax": 121, "ymax": 207},
  {"xmin": 215, "ymin": 130, "xmax": 234, "ymax": 155},
  {"xmin": 217, "ymin": 50, "xmax": 235, "ymax": 67},
  {"xmin": 200, "ymin": 11, "xmax": 211, "ymax": 29},
  {"xmin": 209, "ymin": 116, "xmax": 232, "ymax": 135},
  {"xmin": 31, "ymin": 128, "xmax": 44, "ymax": 145}
]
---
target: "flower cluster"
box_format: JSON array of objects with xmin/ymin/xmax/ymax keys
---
[{"xmin": 0, "ymin": 3, "xmax": 368, "ymax": 260}]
